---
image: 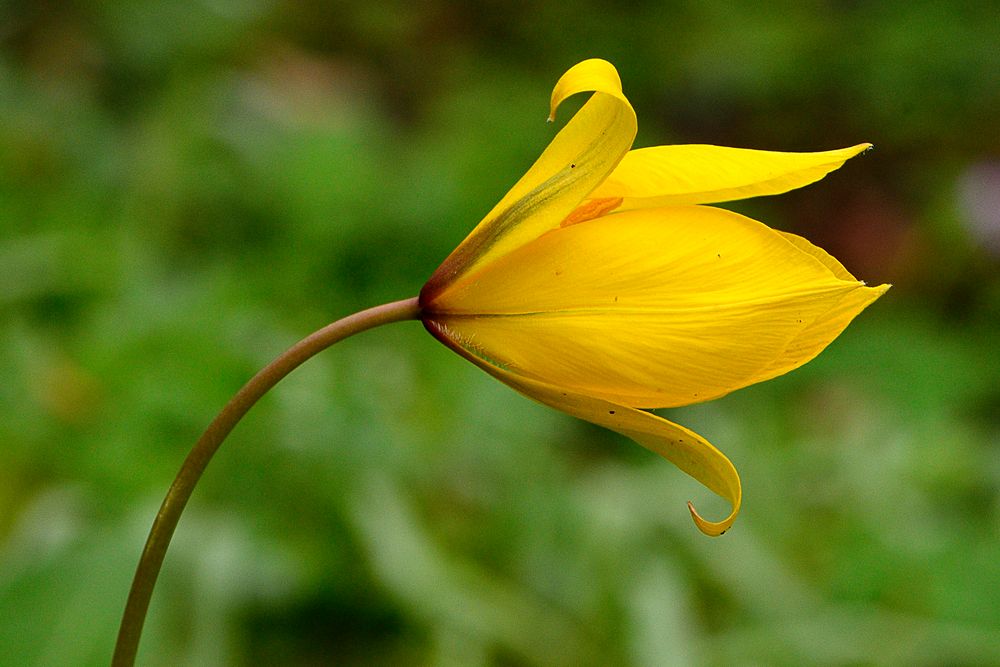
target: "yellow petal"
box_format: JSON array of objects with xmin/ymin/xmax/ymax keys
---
[
  {"xmin": 422, "ymin": 59, "xmax": 637, "ymax": 304},
  {"xmin": 776, "ymin": 230, "xmax": 857, "ymax": 281},
  {"xmin": 426, "ymin": 205, "xmax": 869, "ymax": 408},
  {"xmin": 425, "ymin": 328, "xmax": 741, "ymax": 536},
  {"xmin": 586, "ymin": 143, "xmax": 872, "ymax": 209},
  {"xmin": 754, "ymin": 232, "xmax": 890, "ymax": 380}
]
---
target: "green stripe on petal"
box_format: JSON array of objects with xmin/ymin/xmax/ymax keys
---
[{"xmin": 421, "ymin": 59, "xmax": 637, "ymax": 305}]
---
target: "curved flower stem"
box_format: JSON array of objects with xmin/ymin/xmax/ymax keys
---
[{"xmin": 112, "ymin": 296, "xmax": 422, "ymax": 667}]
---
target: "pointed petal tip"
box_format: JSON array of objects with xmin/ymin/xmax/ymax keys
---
[
  {"xmin": 865, "ymin": 282, "xmax": 892, "ymax": 299},
  {"xmin": 687, "ymin": 500, "xmax": 737, "ymax": 537},
  {"xmin": 845, "ymin": 142, "xmax": 874, "ymax": 160}
]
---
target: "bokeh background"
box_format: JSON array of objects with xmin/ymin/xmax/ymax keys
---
[{"xmin": 2, "ymin": 1, "xmax": 999, "ymax": 665}]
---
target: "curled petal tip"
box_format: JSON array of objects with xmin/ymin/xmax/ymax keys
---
[
  {"xmin": 687, "ymin": 500, "xmax": 735, "ymax": 537},
  {"xmin": 548, "ymin": 58, "xmax": 628, "ymax": 126}
]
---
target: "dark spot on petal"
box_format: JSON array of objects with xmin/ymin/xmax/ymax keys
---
[
  {"xmin": 609, "ymin": 410, "xmax": 615, "ymax": 415},
  {"xmin": 570, "ymin": 163, "xmax": 576, "ymax": 168}
]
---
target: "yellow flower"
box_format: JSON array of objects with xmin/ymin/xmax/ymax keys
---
[{"xmin": 418, "ymin": 59, "xmax": 889, "ymax": 536}]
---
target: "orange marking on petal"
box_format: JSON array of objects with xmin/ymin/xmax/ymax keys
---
[{"xmin": 559, "ymin": 197, "xmax": 624, "ymax": 227}]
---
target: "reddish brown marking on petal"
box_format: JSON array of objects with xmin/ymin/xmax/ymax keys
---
[{"xmin": 559, "ymin": 197, "xmax": 623, "ymax": 227}]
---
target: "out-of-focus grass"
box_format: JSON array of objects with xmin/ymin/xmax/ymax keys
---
[{"xmin": 2, "ymin": 2, "xmax": 998, "ymax": 665}]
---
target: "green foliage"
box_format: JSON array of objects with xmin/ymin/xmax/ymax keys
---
[{"xmin": 2, "ymin": 1, "xmax": 998, "ymax": 664}]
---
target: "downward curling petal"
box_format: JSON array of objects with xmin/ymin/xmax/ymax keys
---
[
  {"xmin": 426, "ymin": 328, "xmax": 741, "ymax": 536},
  {"xmin": 422, "ymin": 59, "xmax": 637, "ymax": 304},
  {"xmin": 587, "ymin": 143, "xmax": 872, "ymax": 209}
]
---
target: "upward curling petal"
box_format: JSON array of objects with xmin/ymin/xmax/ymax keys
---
[
  {"xmin": 587, "ymin": 143, "xmax": 872, "ymax": 209},
  {"xmin": 422, "ymin": 59, "xmax": 637, "ymax": 304}
]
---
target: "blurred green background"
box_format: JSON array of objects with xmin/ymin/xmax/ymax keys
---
[{"xmin": 2, "ymin": 1, "xmax": 999, "ymax": 665}]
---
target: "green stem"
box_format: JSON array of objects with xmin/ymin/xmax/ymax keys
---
[{"xmin": 112, "ymin": 297, "xmax": 422, "ymax": 666}]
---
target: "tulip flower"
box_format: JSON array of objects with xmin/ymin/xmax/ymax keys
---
[
  {"xmin": 114, "ymin": 58, "xmax": 888, "ymax": 665},
  {"xmin": 420, "ymin": 59, "xmax": 888, "ymax": 536}
]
